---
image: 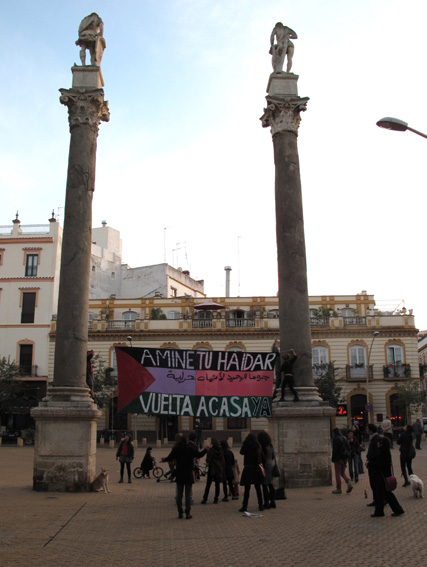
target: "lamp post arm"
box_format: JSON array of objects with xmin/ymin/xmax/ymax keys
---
[{"xmin": 406, "ymin": 126, "xmax": 427, "ymax": 140}]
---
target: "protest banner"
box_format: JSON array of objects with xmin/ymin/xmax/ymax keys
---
[{"xmin": 116, "ymin": 347, "xmax": 276, "ymax": 418}]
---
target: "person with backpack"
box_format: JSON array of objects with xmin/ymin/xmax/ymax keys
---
[{"xmin": 331, "ymin": 428, "xmax": 353, "ymax": 494}]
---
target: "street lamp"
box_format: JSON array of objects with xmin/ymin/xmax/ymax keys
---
[
  {"xmin": 127, "ymin": 335, "xmax": 133, "ymax": 348},
  {"xmin": 376, "ymin": 117, "xmax": 427, "ymax": 140},
  {"xmin": 365, "ymin": 331, "xmax": 380, "ymax": 422}
]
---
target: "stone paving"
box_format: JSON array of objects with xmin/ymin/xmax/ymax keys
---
[{"xmin": 0, "ymin": 441, "xmax": 426, "ymax": 567}]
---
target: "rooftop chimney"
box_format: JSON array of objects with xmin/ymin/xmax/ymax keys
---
[{"xmin": 224, "ymin": 266, "xmax": 232, "ymax": 297}]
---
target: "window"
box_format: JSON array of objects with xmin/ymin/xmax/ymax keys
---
[
  {"xmin": 25, "ymin": 254, "xmax": 38, "ymax": 276},
  {"xmin": 387, "ymin": 345, "xmax": 403, "ymax": 365},
  {"xmin": 123, "ymin": 311, "xmax": 137, "ymax": 321},
  {"xmin": 312, "ymin": 346, "xmax": 329, "ymax": 365},
  {"xmin": 227, "ymin": 417, "xmax": 247, "ymax": 429},
  {"xmin": 19, "ymin": 344, "xmax": 33, "ymax": 375},
  {"xmin": 170, "ymin": 287, "xmax": 178, "ymax": 297},
  {"xmin": 167, "ymin": 311, "xmax": 180, "ymax": 320},
  {"xmin": 350, "ymin": 345, "xmax": 366, "ymax": 367},
  {"xmin": 21, "ymin": 292, "xmax": 36, "ymax": 323}
]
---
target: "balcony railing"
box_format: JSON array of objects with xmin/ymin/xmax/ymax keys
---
[
  {"xmin": 225, "ymin": 319, "xmax": 256, "ymax": 328},
  {"xmin": 345, "ymin": 364, "xmax": 373, "ymax": 380},
  {"xmin": 383, "ymin": 364, "xmax": 411, "ymax": 378},
  {"xmin": 310, "ymin": 317, "xmax": 330, "ymax": 327},
  {"xmin": 106, "ymin": 320, "xmax": 136, "ymax": 330},
  {"xmin": 192, "ymin": 319, "xmax": 213, "ymax": 328},
  {"xmin": 343, "ymin": 317, "xmax": 367, "ymax": 327}
]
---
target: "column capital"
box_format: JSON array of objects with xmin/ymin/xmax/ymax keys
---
[
  {"xmin": 59, "ymin": 87, "xmax": 110, "ymax": 132},
  {"xmin": 260, "ymin": 96, "xmax": 309, "ymax": 136}
]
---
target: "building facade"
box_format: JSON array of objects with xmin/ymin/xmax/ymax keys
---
[
  {"xmin": 46, "ymin": 292, "xmax": 420, "ymax": 443},
  {"xmin": 0, "ymin": 215, "xmax": 62, "ymax": 431}
]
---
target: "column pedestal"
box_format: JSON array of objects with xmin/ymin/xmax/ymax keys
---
[
  {"xmin": 269, "ymin": 402, "xmax": 335, "ymax": 488},
  {"xmin": 32, "ymin": 388, "xmax": 101, "ymax": 491}
]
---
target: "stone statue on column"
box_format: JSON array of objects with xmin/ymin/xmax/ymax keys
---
[
  {"xmin": 269, "ymin": 22, "xmax": 298, "ymax": 73},
  {"xmin": 76, "ymin": 13, "xmax": 106, "ymax": 66}
]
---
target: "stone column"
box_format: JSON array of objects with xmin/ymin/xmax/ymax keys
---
[
  {"xmin": 261, "ymin": 71, "xmax": 334, "ymax": 487},
  {"xmin": 31, "ymin": 37, "xmax": 108, "ymax": 491}
]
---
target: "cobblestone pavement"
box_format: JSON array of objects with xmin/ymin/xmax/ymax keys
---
[{"xmin": 1, "ymin": 441, "xmax": 426, "ymax": 567}]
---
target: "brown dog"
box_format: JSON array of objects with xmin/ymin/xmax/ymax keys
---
[{"xmin": 91, "ymin": 468, "xmax": 111, "ymax": 493}]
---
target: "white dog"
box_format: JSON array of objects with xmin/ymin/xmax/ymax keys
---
[{"xmin": 409, "ymin": 474, "xmax": 424, "ymax": 498}]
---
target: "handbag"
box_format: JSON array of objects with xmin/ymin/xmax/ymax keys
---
[
  {"xmin": 409, "ymin": 444, "xmax": 416, "ymax": 459},
  {"xmin": 384, "ymin": 464, "xmax": 397, "ymax": 492},
  {"xmin": 259, "ymin": 463, "xmax": 266, "ymax": 477},
  {"xmin": 384, "ymin": 475, "xmax": 397, "ymax": 492},
  {"xmin": 272, "ymin": 458, "xmax": 280, "ymax": 478}
]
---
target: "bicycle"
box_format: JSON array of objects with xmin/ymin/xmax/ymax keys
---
[{"xmin": 133, "ymin": 460, "xmax": 164, "ymax": 480}]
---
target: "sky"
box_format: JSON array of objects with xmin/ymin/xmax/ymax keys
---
[{"xmin": 1, "ymin": 0, "xmax": 427, "ymax": 330}]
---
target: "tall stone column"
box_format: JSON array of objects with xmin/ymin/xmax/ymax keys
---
[
  {"xmin": 261, "ymin": 28, "xmax": 334, "ymax": 487},
  {"xmin": 31, "ymin": 14, "xmax": 108, "ymax": 491}
]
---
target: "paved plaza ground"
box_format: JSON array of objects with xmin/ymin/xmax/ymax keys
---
[{"xmin": 0, "ymin": 440, "xmax": 426, "ymax": 567}]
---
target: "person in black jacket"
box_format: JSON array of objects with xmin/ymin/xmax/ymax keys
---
[
  {"xmin": 162, "ymin": 435, "xmax": 206, "ymax": 519},
  {"xmin": 331, "ymin": 428, "xmax": 352, "ymax": 494},
  {"xmin": 366, "ymin": 426, "xmax": 404, "ymax": 517},
  {"xmin": 397, "ymin": 424, "xmax": 415, "ymax": 487},
  {"xmin": 239, "ymin": 433, "xmax": 264, "ymax": 512},
  {"xmin": 274, "ymin": 349, "xmax": 299, "ymax": 402}
]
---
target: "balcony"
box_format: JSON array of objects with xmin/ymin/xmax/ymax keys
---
[
  {"xmin": 192, "ymin": 319, "xmax": 213, "ymax": 328},
  {"xmin": 310, "ymin": 317, "xmax": 330, "ymax": 328},
  {"xmin": 225, "ymin": 318, "xmax": 256, "ymax": 328},
  {"xmin": 345, "ymin": 364, "xmax": 373, "ymax": 380},
  {"xmin": 106, "ymin": 319, "xmax": 136, "ymax": 330},
  {"xmin": 383, "ymin": 364, "xmax": 411, "ymax": 379},
  {"xmin": 343, "ymin": 316, "xmax": 367, "ymax": 327}
]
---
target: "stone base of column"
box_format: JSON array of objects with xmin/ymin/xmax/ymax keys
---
[
  {"xmin": 269, "ymin": 401, "xmax": 335, "ymax": 488},
  {"xmin": 267, "ymin": 72, "xmax": 299, "ymax": 97},
  {"xmin": 31, "ymin": 387, "xmax": 101, "ymax": 492}
]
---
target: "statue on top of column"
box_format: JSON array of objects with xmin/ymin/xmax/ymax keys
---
[
  {"xmin": 269, "ymin": 22, "xmax": 297, "ymax": 74},
  {"xmin": 76, "ymin": 13, "xmax": 106, "ymax": 67}
]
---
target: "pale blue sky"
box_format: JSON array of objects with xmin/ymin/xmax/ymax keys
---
[{"xmin": 1, "ymin": 0, "xmax": 427, "ymax": 329}]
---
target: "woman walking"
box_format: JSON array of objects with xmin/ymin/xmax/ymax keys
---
[
  {"xmin": 397, "ymin": 424, "xmax": 415, "ymax": 487},
  {"xmin": 239, "ymin": 433, "xmax": 264, "ymax": 512},
  {"xmin": 258, "ymin": 431, "xmax": 276, "ymax": 509}
]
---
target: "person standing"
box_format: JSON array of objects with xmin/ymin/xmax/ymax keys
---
[
  {"xmin": 413, "ymin": 418, "xmax": 423, "ymax": 450},
  {"xmin": 381, "ymin": 415, "xmax": 394, "ymax": 449},
  {"xmin": 331, "ymin": 428, "xmax": 353, "ymax": 494},
  {"xmin": 220, "ymin": 440, "xmax": 236, "ymax": 501},
  {"xmin": 116, "ymin": 433, "xmax": 134, "ymax": 484},
  {"xmin": 347, "ymin": 430, "xmax": 361, "ymax": 483},
  {"xmin": 397, "ymin": 424, "xmax": 415, "ymax": 487},
  {"xmin": 366, "ymin": 428, "xmax": 404, "ymax": 517},
  {"xmin": 201, "ymin": 439, "xmax": 225, "ymax": 504},
  {"xmin": 162, "ymin": 435, "xmax": 207, "ymax": 519},
  {"xmin": 258, "ymin": 431, "xmax": 277, "ymax": 509},
  {"xmin": 239, "ymin": 433, "xmax": 264, "ymax": 512}
]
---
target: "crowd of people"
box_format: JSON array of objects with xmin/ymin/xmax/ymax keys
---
[
  {"xmin": 331, "ymin": 418, "xmax": 424, "ymax": 518},
  {"xmin": 114, "ymin": 418, "xmax": 423, "ymax": 521}
]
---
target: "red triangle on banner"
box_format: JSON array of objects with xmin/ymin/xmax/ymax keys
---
[{"xmin": 116, "ymin": 348, "xmax": 156, "ymax": 411}]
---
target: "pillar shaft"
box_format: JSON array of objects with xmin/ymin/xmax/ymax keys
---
[
  {"xmin": 53, "ymin": 117, "xmax": 97, "ymax": 388},
  {"xmin": 273, "ymin": 129, "xmax": 312, "ymax": 387}
]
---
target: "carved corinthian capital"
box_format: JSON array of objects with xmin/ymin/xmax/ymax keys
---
[
  {"xmin": 59, "ymin": 88, "xmax": 110, "ymax": 132},
  {"xmin": 260, "ymin": 96, "xmax": 309, "ymax": 136}
]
